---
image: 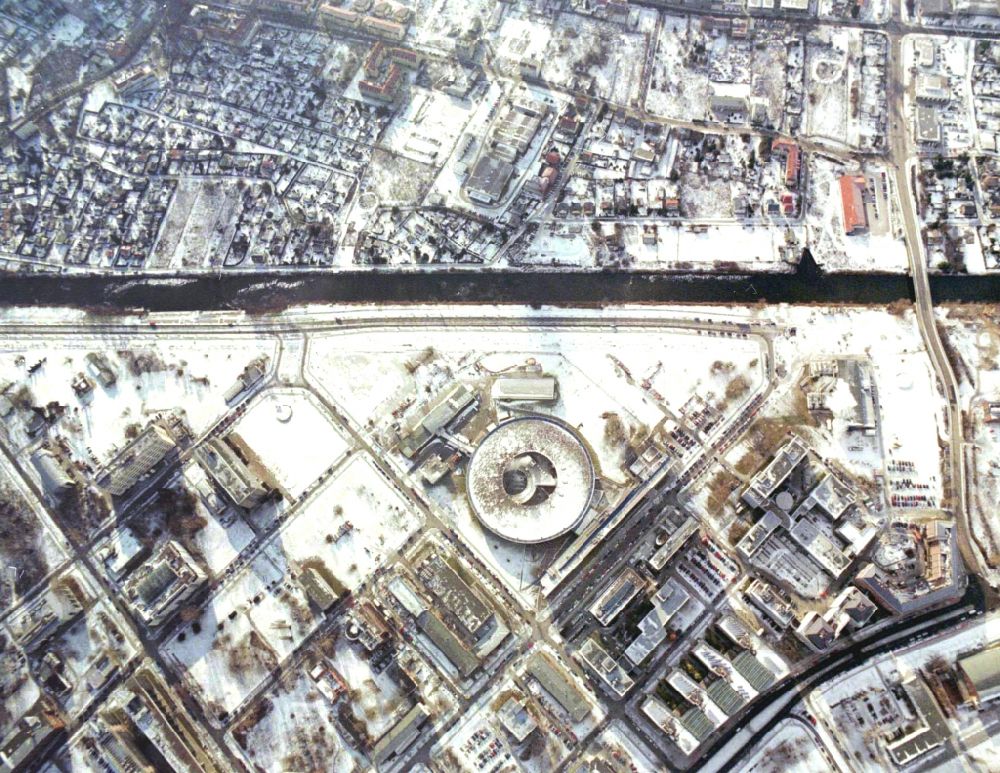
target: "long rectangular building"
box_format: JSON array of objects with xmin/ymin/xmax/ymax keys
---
[
  {"xmin": 103, "ymin": 425, "xmax": 175, "ymax": 496},
  {"xmin": 526, "ymin": 653, "xmax": 590, "ymax": 723}
]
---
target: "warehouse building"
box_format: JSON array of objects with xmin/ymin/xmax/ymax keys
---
[
  {"xmin": 958, "ymin": 647, "xmax": 1000, "ymax": 706},
  {"xmin": 465, "ymin": 154, "xmax": 515, "ymax": 205},
  {"xmin": 417, "ymin": 610, "xmax": 480, "ymax": 678}
]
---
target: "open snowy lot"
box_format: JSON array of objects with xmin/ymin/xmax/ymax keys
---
[
  {"xmin": 739, "ymin": 718, "xmax": 834, "ymax": 773},
  {"xmin": 0, "ymin": 335, "xmax": 276, "ymax": 466},
  {"xmin": 539, "ymin": 13, "xmax": 647, "ymax": 107},
  {"xmin": 275, "ymin": 453, "xmax": 423, "ymax": 592},
  {"xmin": 763, "ymin": 306, "xmax": 946, "ymax": 503},
  {"xmin": 380, "ymin": 88, "xmax": 477, "ymax": 165},
  {"xmin": 231, "ymin": 670, "xmax": 359, "ymax": 773},
  {"xmin": 804, "ymin": 29, "xmax": 851, "ymax": 144},
  {"xmin": 644, "ymin": 15, "xmax": 710, "ymax": 121},
  {"xmin": 231, "ymin": 387, "xmax": 350, "ymax": 500},
  {"xmin": 307, "ymin": 322, "xmax": 764, "ymax": 477}
]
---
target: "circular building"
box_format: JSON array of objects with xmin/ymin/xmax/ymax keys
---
[{"xmin": 467, "ymin": 417, "xmax": 594, "ymax": 544}]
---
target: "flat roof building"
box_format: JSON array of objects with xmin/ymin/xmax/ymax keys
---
[
  {"xmin": 578, "ymin": 637, "xmax": 635, "ymax": 698},
  {"xmin": 959, "ymin": 647, "xmax": 1000, "ymax": 705},
  {"xmin": 492, "ymin": 375, "xmax": 557, "ymax": 403},
  {"xmin": 465, "ymin": 154, "xmax": 515, "ymax": 205},
  {"xmin": 102, "ymin": 425, "xmax": 175, "ymax": 497},
  {"xmin": 370, "ymin": 704, "xmax": 428, "ymax": 766},
  {"xmin": 299, "ymin": 567, "xmax": 339, "ymax": 612},
  {"xmin": 418, "ymin": 610, "xmax": 480, "ymax": 677},
  {"xmin": 589, "ymin": 568, "xmax": 644, "ymax": 626},
  {"xmin": 195, "ymin": 436, "xmax": 268, "ymax": 509},
  {"xmin": 839, "ymin": 175, "xmax": 869, "ymax": 235},
  {"xmin": 124, "ymin": 541, "xmax": 206, "ymax": 627},
  {"xmin": 526, "ymin": 652, "xmax": 591, "ymax": 723},
  {"xmin": 915, "ymin": 106, "xmax": 941, "ymax": 144}
]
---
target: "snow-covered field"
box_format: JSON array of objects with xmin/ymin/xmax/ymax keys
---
[
  {"xmin": 644, "ymin": 16, "xmax": 709, "ymax": 121},
  {"xmin": 539, "ymin": 13, "xmax": 647, "ymax": 107},
  {"xmin": 275, "ymin": 453, "xmax": 423, "ymax": 592},
  {"xmin": 767, "ymin": 306, "xmax": 946, "ymax": 502},
  {"xmin": 0, "ymin": 336, "xmax": 276, "ymax": 467},
  {"xmin": 380, "ymin": 88, "xmax": 476, "ymax": 164},
  {"xmin": 739, "ymin": 718, "xmax": 832, "ymax": 773},
  {"xmin": 306, "ymin": 319, "xmax": 762, "ymax": 606},
  {"xmin": 232, "ymin": 670, "xmax": 359, "ymax": 773},
  {"xmin": 232, "ymin": 387, "xmax": 350, "ymax": 500}
]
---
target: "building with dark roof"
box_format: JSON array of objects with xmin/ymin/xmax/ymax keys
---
[
  {"xmin": 370, "ymin": 704, "xmax": 429, "ymax": 767},
  {"xmin": 124, "ymin": 541, "xmax": 206, "ymax": 627},
  {"xmin": 195, "ymin": 436, "xmax": 268, "ymax": 509},
  {"xmin": 465, "ymin": 154, "xmax": 515, "ymax": 205},
  {"xmin": 102, "ymin": 424, "xmax": 176, "ymax": 497},
  {"xmin": 731, "ymin": 651, "xmax": 776, "ymax": 692},
  {"xmin": 526, "ymin": 653, "xmax": 590, "ymax": 723},
  {"xmin": 417, "ymin": 610, "xmax": 480, "ymax": 677}
]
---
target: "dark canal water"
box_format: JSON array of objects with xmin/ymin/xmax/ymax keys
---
[{"xmin": 0, "ymin": 253, "xmax": 996, "ymax": 311}]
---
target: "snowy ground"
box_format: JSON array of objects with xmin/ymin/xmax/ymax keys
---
[
  {"xmin": 306, "ymin": 321, "xmax": 763, "ymax": 605},
  {"xmin": 231, "ymin": 670, "xmax": 359, "ymax": 773},
  {"xmin": 936, "ymin": 306, "xmax": 1000, "ymax": 584},
  {"xmin": 539, "ymin": 13, "xmax": 647, "ymax": 107},
  {"xmin": 163, "ymin": 446, "xmax": 421, "ymax": 719},
  {"xmin": 763, "ymin": 306, "xmax": 946, "ymax": 506},
  {"xmin": 804, "ymin": 29, "xmax": 851, "ymax": 144},
  {"xmin": 644, "ymin": 15, "xmax": 709, "ymax": 121},
  {"xmin": 380, "ymin": 88, "xmax": 477, "ymax": 165},
  {"xmin": 806, "ymin": 157, "xmax": 909, "ymax": 272},
  {"xmin": 232, "ymin": 387, "xmax": 350, "ymax": 500},
  {"xmin": 0, "ymin": 335, "xmax": 276, "ymax": 469},
  {"xmin": 327, "ymin": 640, "xmax": 412, "ymax": 740},
  {"xmin": 738, "ymin": 717, "xmax": 832, "ymax": 773},
  {"xmin": 275, "ymin": 452, "xmax": 423, "ymax": 593}
]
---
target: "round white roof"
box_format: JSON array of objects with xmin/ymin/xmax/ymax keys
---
[{"xmin": 467, "ymin": 417, "xmax": 594, "ymax": 544}]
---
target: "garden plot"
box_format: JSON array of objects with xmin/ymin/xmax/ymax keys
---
[
  {"xmin": 276, "ymin": 453, "xmax": 423, "ymax": 592},
  {"xmin": 231, "ymin": 671, "xmax": 359, "ymax": 773},
  {"xmin": 539, "ymin": 14, "xmax": 647, "ymax": 107},
  {"xmin": 231, "ymin": 387, "xmax": 350, "ymax": 500},
  {"xmin": 0, "ymin": 337, "xmax": 275, "ymax": 465},
  {"xmin": 804, "ymin": 29, "xmax": 850, "ymax": 143},
  {"xmin": 644, "ymin": 16, "xmax": 710, "ymax": 121}
]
